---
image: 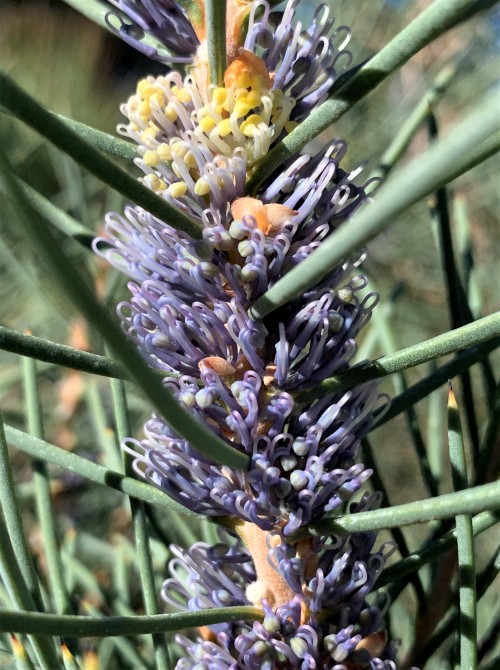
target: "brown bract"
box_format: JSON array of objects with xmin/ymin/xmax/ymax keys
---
[
  {"xmin": 224, "ymin": 49, "xmax": 272, "ymax": 89},
  {"xmin": 231, "ymin": 197, "xmax": 298, "ymax": 235},
  {"xmin": 198, "ymin": 356, "xmax": 237, "ymax": 377}
]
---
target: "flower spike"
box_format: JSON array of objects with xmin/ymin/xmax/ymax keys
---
[{"xmin": 97, "ymin": 1, "xmax": 419, "ymax": 668}]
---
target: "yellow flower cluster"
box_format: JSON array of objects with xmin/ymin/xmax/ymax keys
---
[
  {"xmin": 191, "ymin": 50, "xmax": 295, "ymax": 166},
  {"xmin": 121, "ymin": 50, "xmax": 295, "ymax": 201}
]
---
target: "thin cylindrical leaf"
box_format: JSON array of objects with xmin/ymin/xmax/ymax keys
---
[
  {"xmin": 305, "ymin": 479, "xmax": 500, "ymax": 536},
  {"xmin": 0, "ymin": 516, "xmax": 59, "ymax": 669},
  {"xmin": 4, "ymin": 424, "xmax": 201, "ymax": 516},
  {"xmin": 362, "ymin": 439, "xmax": 427, "ymax": 610},
  {"xmin": 22, "ymin": 356, "xmax": 71, "ymax": 617},
  {"xmin": 370, "ymin": 64, "xmax": 456, "ymax": 182},
  {"xmin": 247, "ymin": 0, "xmax": 500, "ymax": 192},
  {"xmin": 0, "ymin": 417, "xmax": 43, "ymax": 609},
  {"xmin": 55, "ymin": 113, "xmax": 137, "ymax": 162},
  {"xmin": 10, "ymin": 636, "xmax": 36, "ymax": 670},
  {"xmin": 206, "ymin": 0, "xmax": 227, "ymax": 85},
  {"xmin": 85, "ymin": 381, "xmax": 123, "ymax": 472},
  {"xmin": 0, "ymin": 154, "xmax": 248, "ymax": 470},
  {"xmin": 376, "ymin": 338, "xmax": 500, "ymax": 427},
  {"xmin": 448, "ymin": 386, "xmax": 477, "ymax": 669},
  {"xmin": 0, "ymin": 72, "xmax": 202, "ymax": 239},
  {"xmin": 110, "ymin": 378, "xmax": 171, "ymax": 670},
  {"xmin": 429, "ymin": 113, "xmax": 480, "ymax": 457},
  {"xmin": 475, "ymin": 381, "xmax": 500, "ymax": 485},
  {"xmin": 376, "ymin": 510, "xmax": 500, "ymax": 589},
  {"xmin": 427, "ymin": 366, "xmax": 445, "ymax": 486},
  {"xmin": 0, "ymin": 607, "xmax": 264, "ymax": 637},
  {"xmin": 0, "ymin": 325, "xmax": 158, "ymax": 381},
  {"xmin": 84, "ymin": 603, "xmax": 149, "ymax": 669},
  {"xmin": 0, "ymin": 177, "xmax": 95, "ymax": 247},
  {"xmin": 250, "ymin": 93, "xmax": 500, "ymax": 319},
  {"xmin": 412, "ymin": 546, "xmax": 500, "ymax": 666},
  {"xmin": 298, "ymin": 311, "xmax": 500, "ymax": 400}
]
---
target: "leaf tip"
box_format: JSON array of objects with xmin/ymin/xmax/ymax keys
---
[{"xmin": 447, "ymin": 380, "xmax": 457, "ymax": 409}]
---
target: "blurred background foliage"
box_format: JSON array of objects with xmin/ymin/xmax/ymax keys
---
[{"xmin": 0, "ymin": 0, "xmax": 499, "ymax": 667}]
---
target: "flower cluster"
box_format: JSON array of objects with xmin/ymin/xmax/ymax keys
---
[{"xmin": 96, "ymin": 1, "xmax": 416, "ymax": 668}]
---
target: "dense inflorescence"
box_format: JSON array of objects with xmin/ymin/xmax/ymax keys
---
[{"xmin": 96, "ymin": 1, "xmax": 416, "ymax": 668}]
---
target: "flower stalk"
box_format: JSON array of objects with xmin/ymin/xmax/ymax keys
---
[{"xmin": 206, "ymin": 0, "xmax": 227, "ymax": 85}]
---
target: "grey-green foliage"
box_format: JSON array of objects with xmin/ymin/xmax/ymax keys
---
[{"xmin": 0, "ymin": 0, "xmax": 499, "ymax": 668}]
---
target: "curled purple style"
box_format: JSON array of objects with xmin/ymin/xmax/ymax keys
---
[
  {"xmin": 95, "ymin": 140, "xmax": 383, "ymax": 535},
  {"xmin": 106, "ymin": 0, "xmax": 199, "ymax": 62}
]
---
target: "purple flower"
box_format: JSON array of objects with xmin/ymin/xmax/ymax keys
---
[
  {"xmin": 106, "ymin": 0, "xmax": 199, "ymax": 62},
  {"xmin": 161, "ymin": 514, "xmax": 403, "ymax": 669},
  {"xmin": 95, "ymin": 140, "xmax": 382, "ymax": 535},
  {"xmin": 115, "ymin": 1, "xmax": 359, "ymax": 205},
  {"xmin": 162, "ymin": 541, "xmax": 253, "ymax": 612},
  {"xmin": 245, "ymin": 0, "xmax": 354, "ymax": 117}
]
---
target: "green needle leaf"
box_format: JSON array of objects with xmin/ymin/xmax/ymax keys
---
[
  {"xmin": 370, "ymin": 63, "xmax": 456, "ymax": 182},
  {"xmin": 0, "ymin": 427, "xmax": 60, "ymax": 669},
  {"xmin": 304, "ymin": 479, "xmax": 500, "ymax": 536},
  {"xmin": 206, "ymin": 0, "xmax": 227, "ymax": 85},
  {"xmin": 297, "ymin": 312, "xmax": 500, "ymax": 401},
  {"xmin": 0, "ymin": 418, "xmax": 44, "ymax": 610},
  {"xmin": 412, "ymin": 546, "xmax": 500, "ymax": 667},
  {"xmin": 0, "ymin": 152, "xmax": 249, "ymax": 471},
  {"xmin": 375, "ymin": 338, "xmax": 500, "ymax": 428},
  {"xmin": 0, "ymin": 607, "xmax": 264, "ymax": 637},
  {"xmin": 376, "ymin": 510, "xmax": 499, "ymax": 589},
  {"xmin": 476, "ymin": 381, "xmax": 500, "ymax": 486},
  {"xmin": 362, "ymin": 438, "xmax": 428, "ymax": 610},
  {"xmin": 55, "ymin": 113, "xmax": 137, "ymax": 162},
  {"xmin": 0, "ymin": 326, "xmax": 155, "ymax": 380},
  {"xmin": 3, "ymin": 424, "xmax": 202, "ymax": 517},
  {"xmin": 249, "ymin": 92, "xmax": 500, "ymax": 320},
  {"xmin": 22, "ymin": 356, "xmax": 72, "ymax": 617},
  {"xmin": 0, "ymin": 176, "xmax": 95, "ymax": 247},
  {"xmin": 110, "ymin": 378, "xmax": 171, "ymax": 669},
  {"xmin": 247, "ymin": 0, "xmax": 500, "ymax": 192},
  {"xmin": 0, "ymin": 536, "xmax": 60, "ymax": 669},
  {"xmin": 1, "ymin": 104, "xmax": 137, "ymax": 162},
  {"xmin": 448, "ymin": 386, "xmax": 477, "ymax": 669},
  {"xmin": 429, "ymin": 111, "xmax": 481, "ymax": 459},
  {"xmin": 0, "ymin": 72, "xmax": 202, "ymax": 240}
]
